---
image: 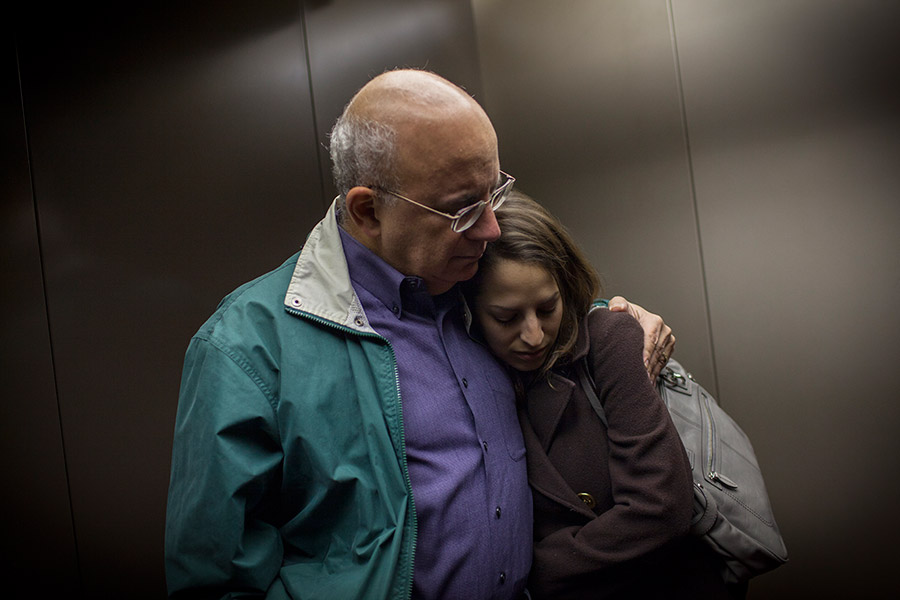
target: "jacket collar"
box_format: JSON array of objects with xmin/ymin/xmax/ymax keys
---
[
  {"xmin": 570, "ymin": 310, "xmax": 593, "ymax": 362},
  {"xmin": 522, "ymin": 310, "xmax": 593, "ymax": 450},
  {"xmin": 283, "ymin": 198, "xmax": 377, "ymax": 334},
  {"xmin": 524, "ymin": 372, "xmax": 575, "ymax": 453},
  {"xmin": 518, "ymin": 311, "xmax": 601, "ymax": 519}
]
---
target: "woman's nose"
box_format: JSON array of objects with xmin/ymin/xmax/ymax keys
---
[{"xmin": 520, "ymin": 316, "xmax": 544, "ymax": 347}]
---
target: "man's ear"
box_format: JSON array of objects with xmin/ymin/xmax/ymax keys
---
[{"xmin": 344, "ymin": 186, "xmax": 381, "ymax": 238}]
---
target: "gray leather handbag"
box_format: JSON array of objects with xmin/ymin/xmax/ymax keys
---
[{"xmin": 578, "ymin": 357, "xmax": 789, "ymax": 583}]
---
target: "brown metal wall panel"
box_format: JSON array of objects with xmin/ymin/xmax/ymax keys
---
[
  {"xmin": 304, "ymin": 0, "xmax": 485, "ymax": 200},
  {"xmin": 473, "ymin": 0, "xmax": 717, "ymax": 388},
  {"xmin": 17, "ymin": 2, "xmax": 322, "ymax": 596},
  {"xmin": 672, "ymin": 2, "xmax": 900, "ymax": 597},
  {"xmin": 1, "ymin": 37, "xmax": 80, "ymax": 597},
  {"xmin": 475, "ymin": 0, "xmax": 900, "ymax": 597},
  {"xmin": 14, "ymin": 0, "xmax": 485, "ymax": 596}
]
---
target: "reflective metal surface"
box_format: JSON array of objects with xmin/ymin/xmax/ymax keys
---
[
  {"xmin": 304, "ymin": 0, "xmax": 484, "ymax": 199},
  {"xmin": 10, "ymin": 1, "xmax": 485, "ymax": 596},
  {"xmin": 474, "ymin": 1, "xmax": 900, "ymax": 597},
  {"xmin": 17, "ymin": 1, "xmax": 321, "ymax": 593},
  {"xmin": 1, "ymin": 34, "xmax": 80, "ymax": 598}
]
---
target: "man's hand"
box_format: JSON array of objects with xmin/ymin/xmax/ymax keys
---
[{"xmin": 607, "ymin": 296, "xmax": 675, "ymax": 380}]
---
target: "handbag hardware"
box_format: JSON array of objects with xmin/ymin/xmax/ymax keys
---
[{"xmin": 579, "ymin": 354, "xmax": 788, "ymax": 583}]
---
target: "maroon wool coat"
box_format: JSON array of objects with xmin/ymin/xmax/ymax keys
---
[{"xmin": 519, "ymin": 308, "xmax": 729, "ymax": 599}]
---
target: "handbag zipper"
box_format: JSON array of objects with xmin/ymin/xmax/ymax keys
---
[{"xmin": 701, "ymin": 390, "xmax": 738, "ymax": 490}]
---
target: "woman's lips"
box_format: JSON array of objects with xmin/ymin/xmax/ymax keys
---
[{"xmin": 513, "ymin": 347, "xmax": 548, "ymax": 362}]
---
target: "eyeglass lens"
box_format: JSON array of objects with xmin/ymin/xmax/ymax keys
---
[{"xmin": 450, "ymin": 175, "xmax": 514, "ymax": 232}]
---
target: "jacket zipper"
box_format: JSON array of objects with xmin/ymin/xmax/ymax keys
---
[
  {"xmin": 384, "ymin": 338, "xmax": 417, "ymax": 600},
  {"xmin": 286, "ymin": 307, "xmax": 417, "ymax": 599}
]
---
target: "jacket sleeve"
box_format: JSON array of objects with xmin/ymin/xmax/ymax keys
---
[
  {"xmin": 530, "ymin": 309, "xmax": 694, "ymax": 594},
  {"xmin": 165, "ymin": 335, "xmax": 284, "ymax": 598}
]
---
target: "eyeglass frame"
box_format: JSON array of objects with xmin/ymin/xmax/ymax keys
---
[{"xmin": 370, "ymin": 170, "xmax": 515, "ymax": 233}]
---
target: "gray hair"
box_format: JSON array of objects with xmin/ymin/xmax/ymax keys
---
[{"xmin": 328, "ymin": 108, "xmax": 398, "ymax": 214}]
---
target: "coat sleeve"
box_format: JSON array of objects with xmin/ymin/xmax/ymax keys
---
[
  {"xmin": 165, "ymin": 335, "xmax": 284, "ymax": 598},
  {"xmin": 529, "ymin": 309, "xmax": 694, "ymax": 595}
]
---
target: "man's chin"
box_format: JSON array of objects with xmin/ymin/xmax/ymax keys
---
[
  {"xmin": 425, "ymin": 266, "xmax": 479, "ymax": 295},
  {"xmin": 457, "ymin": 259, "xmax": 481, "ymax": 281}
]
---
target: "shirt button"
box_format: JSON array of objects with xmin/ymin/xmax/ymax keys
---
[
  {"xmin": 499, "ymin": 572, "xmax": 506, "ymax": 585},
  {"xmin": 391, "ymin": 304, "xmax": 399, "ymax": 314},
  {"xmin": 482, "ymin": 441, "xmax": 488, "ymax": 452},
  {"xmin": 462, "ymin": 378, "xmax": 468, "ymax": 388},
  {"xmin": 495, "ymin": 506, "xmax": 502, "ymax": 519}
]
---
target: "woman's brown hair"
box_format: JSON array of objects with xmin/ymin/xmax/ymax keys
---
[{"xmin": 466, "ymin": 191, "xmax": 601, "ymax": 378}]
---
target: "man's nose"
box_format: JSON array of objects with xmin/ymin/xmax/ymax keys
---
[{"xmin": 464, "ymin": 204, "xmax": 501, "ymax": 242}]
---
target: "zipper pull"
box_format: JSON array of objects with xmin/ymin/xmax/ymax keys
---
[{"xmin": 709, "ymin": 471, "xmax": 738, "ymax": 490}]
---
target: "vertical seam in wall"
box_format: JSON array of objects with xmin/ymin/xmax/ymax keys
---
[
  {"xmin": 15, "ymin": 35, "xmax": 84, "ymax": 593},
  {"xmin": 666, "ymin": 0, "xmax": 721, "ymax": 396},
  {"xmin": 299, "ymin": 2, "xmax": 328, "ymax": 211}
]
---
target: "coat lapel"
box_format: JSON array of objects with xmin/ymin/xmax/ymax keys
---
[
  {"xmin": 524, "ymin": 372, "xmax": 574, "ymax": 453},
  {"xmin": 519, "ymin": 372, "xmax": 598, "ymax": 520},
  {"xmin": 518, "ymin": 316, "xmax": 597, "ymax": 518}
]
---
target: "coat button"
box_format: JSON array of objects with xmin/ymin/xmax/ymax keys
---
[{"xmin": 577, "ymin": 493, "xmax": 596, "ymax": 509}]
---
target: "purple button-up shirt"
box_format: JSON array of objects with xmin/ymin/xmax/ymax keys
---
[{"xmin": 340, "ymin": 228, "xmax": 531, "ymax": 600}]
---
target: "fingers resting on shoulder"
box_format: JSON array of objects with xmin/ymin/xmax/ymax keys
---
[{"xmin": 607, "ymin": 296, "xmax": 676, "ymax": 380}]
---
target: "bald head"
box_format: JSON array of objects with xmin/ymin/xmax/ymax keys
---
[
  {"xmin": 329, "ymin": 69, "xmax": 497, "ymax": 204},
  {"xmin": 331, "ymin": 69, "xmax": 504, "ymax": 293},
  {"xmin": 349, "ymin": 69, "xmax": 485, "ymax": 124}
]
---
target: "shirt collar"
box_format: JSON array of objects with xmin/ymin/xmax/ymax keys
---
[{"xmin": 339, "ymin": 226, "xmax": 442, "ymax": 319}]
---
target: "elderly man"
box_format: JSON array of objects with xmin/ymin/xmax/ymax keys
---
[{"xmin": 165, "ymin": 69, "xmax": 674, "ymax": 599}]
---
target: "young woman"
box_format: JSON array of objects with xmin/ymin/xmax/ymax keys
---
[{"xmin": 465, "ymin": 192, "xmax": 736, "ymax": 599}]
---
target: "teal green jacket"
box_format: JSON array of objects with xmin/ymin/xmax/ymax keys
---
[{"xmin": 165, "ymin": 200, "xmax": 416, "ymax": 599}]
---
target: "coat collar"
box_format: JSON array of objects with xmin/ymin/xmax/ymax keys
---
[
  {"xmin": 523, "ymin": 310, "xmax": 593, "ymax": 450},
  {"xmin": 570, "ymin": 310, "xmax": 593, "ymax": 362},
  {"xmin": 524, "ymin": 372, "xmax": 575, "ymax": 453},
  {"xmin": 518, "ymin": 310, "xmax": 603, "ymax": 519}
]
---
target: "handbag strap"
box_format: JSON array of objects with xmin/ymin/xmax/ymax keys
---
[
  {"xmin": 578, "ymin": 303, "xmax": 610, "ymax": 428},
  {"xmin": 578, "ymin": 357, "xmax": 608, "ymax": 428}
]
